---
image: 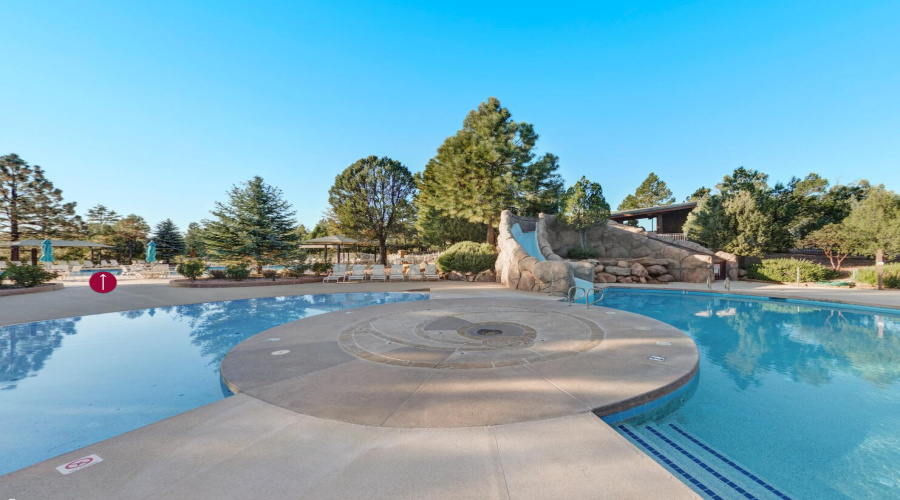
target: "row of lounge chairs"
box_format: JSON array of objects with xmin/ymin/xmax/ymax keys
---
[
  {"xmin": 0, "ymin": 259, "xmax": 123, "ymax": 271},
  {"xmin": 323, "ymin": 264, "xmax": 440, "ymax": 283}
]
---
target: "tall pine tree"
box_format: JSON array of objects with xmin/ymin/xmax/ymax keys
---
[
  {"xmin": 202, "ymin": 176, "xmax": 298, "ymax": 273},
  {"xmin": 417, "ymin": 97, "xmax": 561, "ymax": 244},
  {"xmin": 152, "ymin": 219, "xmax": 186, "ymax": 263},
  {"xmin": 328, "ymin": 156, "xmax": 416, "ymax": 264},
  {"xmin": 617, "ymin": 172, "xmax": 675, "ymax": 211}
]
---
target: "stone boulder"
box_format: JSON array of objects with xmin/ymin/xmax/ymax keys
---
[
  {"xmin": 605, "ymin": 265, "xmax": 632, "ymax": 276},
  {"xmin": 475, "ymin": 270, "xmax": 496, "ymax": 282},
  {"xmin": 738, "ymin": 269, "xmax": 748, "ymax": 277},
  {"xmin": 447, "ymin": 271, "xmax": 466, "ymax": 281},
  {"xmin": 630, "ymin": 263, "xmax": 649, "ymax": 278},
  {"xmin": 657, "ymin": 274, "xmax": 675, "ymax": 283},
  {"xmin": 619, "ymin": 276, "xmax": 634, "ymax": 283},
  {"xmin": 596, "ymin": 272, "xmax": 617, "ymax": 283},
  {"xmin": 645, "ymin": 265, "xmax": 667, "ymax": 276},
  {"xmin": 571, "ymin": 261, "xmax": 595, "ymax": 282},
  {"xmin": 617, "ymin": 260, "xmax": 630, "ymax": 268},
  {"xmin": 598, "ymin": 259, "xmax": 620, "ymax": 267},
  {"xmin": 593, "ymin": 264, "xmax": 605, "ymax": 273}
]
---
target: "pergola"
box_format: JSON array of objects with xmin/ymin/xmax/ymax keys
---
[
  {"xmin": 1, "ymin": 239, "xmax": 114, "ymax": 265},
  {"xmin": 300, "ymin": 235, "xmax": 375, "ymax": 264}
]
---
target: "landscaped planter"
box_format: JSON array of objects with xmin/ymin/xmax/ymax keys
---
[
  {"xmin": 169, "ymin": 277, "xmax": 324, "ymax": 288},
  {"xmin": 0, "ymin": 283, "xmax": 64, "ymax": 297}
]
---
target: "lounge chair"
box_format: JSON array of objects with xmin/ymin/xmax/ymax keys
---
[
  {"xmin": 346, "ymin": 265, "xmax": 367, "ymax": 282},
  {"xmin": 388, "ymin": 266, "xmax": 405, "ymax": 281},
  {"xmin": 370, "ymin": 264, "xmax": 387, "ymax": 282},
  {"xmin": 58, "ymin": 265, "xmax": 82, "ymax": 281},
  {"xmin": 407, "ymin": 265, "xmax": 424, "ymax": 281},
  {"xmin": 323, "ymin": 264, "xmax": 347, "ymax": 283},
  {"xmin": 119, "ymin": 265, "xmax": 139, "ymax": 279},
  {"xmin": 82, "ymin": 260, "xmax": 94, "ymax": 269},
  {"xmin": 99, "ymin": 260, "xmax": 111, "ymax": 267},
  {"xmin": 424, "ymin": 264, "xmax": 440, "ymax": 281},
  {"xmin": 0, "ymin": 261, "xmax": 6, "ymax": 271},
  {"xmin": 109, "ymin": 259, "xmax": 120, "ymax": 267}
]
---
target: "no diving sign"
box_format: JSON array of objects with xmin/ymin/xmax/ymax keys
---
[{"xmin": 56, "ymin": 454, "xmax": 103, "ymax": 475}]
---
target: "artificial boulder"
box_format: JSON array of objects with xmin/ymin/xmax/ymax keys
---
[
  {"xmin": 605, "ymin": 266, "xmax": 632, "ymax": 276},
  {"xmin": 630, "ymin": 263, "xmax": 649, "ymax": 278},
  {"xmin": 657, "ymin": 274, "xmax": 675, "ymax": 283},
  {"xmin": 645, "ymin": 265, "xmax": 667, "ymax": 276},
  {"xmin": 475, "ymin": 270, "xmax": 496, "ymax": 282},
  {"xmin": 596, "ymin": 272, "xmax": 617, "ymax": 283}
]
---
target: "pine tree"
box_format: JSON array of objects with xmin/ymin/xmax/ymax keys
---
[
  {"xmin": 617, "ymin": 172, "xmax": 675, "ymax": 211},
  {"xmin": 558, "ymin": 176, "xmax": 611, "ymax": 247},
  {"xmin": 1, "ymin": 154, "xmax": 78, "ymax": 260},
  {"xmin": 184, "ymin": 222, "xmax": 208, "ymax": 258},
  {"xmin": 516, "ymin": 153, "xmax": 565, "ymax": 216},
  {"xmin": 328, "ymin": 156, "xmax": 416, "ymax": 264},
  {"xmin": 111, "ymin": 215, "xmax": 150, "ymax": 262},
  {"xmin": 202, "ymin": 176, "xmax": 298, "ymax": 273},
  {"xmin": 152, "ymin": 219, "xmax": 186, "ymax": 263},
  {"xmin": 418, "ymin": 97, "xmax": 553, "ymax": 244}
]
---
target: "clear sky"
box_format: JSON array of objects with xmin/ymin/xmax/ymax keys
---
[{"xmin": 2, "ymin": 0, "xmax": 898, "ymax": 232}]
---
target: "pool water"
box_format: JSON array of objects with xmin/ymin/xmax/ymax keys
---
[
  {"xmin": 0, "ymin": 292, "xmax": 428, "ymax": 476},
  {"xmin": 600, "ymin": 290, "xmax": 900, "ymax": 500}
]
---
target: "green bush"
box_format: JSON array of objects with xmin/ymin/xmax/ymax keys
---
[
  {"xmin": 176, "ymin": 260, "xmax": 207, "ymax": 282},
  {"xmin": 566, "ymin": 245, "xmax": 600, "ymax": 260},
  {"xmin": 262, "ymin": 269, "xmax": 278, "ymax": 281},
  {"xmin": 746, "ymin": 258, "xmax": 839, "ymax": 283},
  {"xmin": 310, "ymin": 262, "xmax": 332, "ymax": 275},
  {"xmin": 208, "ymin": 269, "xmax": 227, "ymax": 279},
  {"xmin": 856, "ymin": 264, "xmax": 900, "ymax": 288},
  {"xmin": 281, "ymin": 263, "xmax": 310, "ymax": 278},
  {"xmin": 436, "ymin": 241, "xmax": 498, "ymax": 274},
  {"xmin": 1, "ymin": 265, "xmax": 58, "ymax": 288},
  {"xmin": 225, "ymin": 262, "xmax": 251, "ymax": 281}
]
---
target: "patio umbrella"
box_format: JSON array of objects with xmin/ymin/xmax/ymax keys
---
[
  {"xmin": 39, "ymin": 239, "xmax": 54, "ymax": 263},
  {"xmin": 145, "ymin": 241, "xmax": 157, "ymax": 263}
]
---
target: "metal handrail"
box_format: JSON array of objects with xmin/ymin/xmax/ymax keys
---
[
  {"xmin": 706, "ymin": 275, "xmax": 712, "ymax": 289},
  {"xmin": 724, "ymin": 277, "xmax": 731, "ymax": 291},
  {"xmin": 566, "ymin": 286, "xmax": 589, "ymax": 306},
  {"xmin": 588, "ymin": 288, "xmax": 607, "ymax": 307}
]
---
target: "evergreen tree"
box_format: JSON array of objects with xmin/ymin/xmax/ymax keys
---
[
  {"xmin": 558, "ymin": 176, "xmax": 611, "ymax": 247},
  {"xmin": 1, "ymin": 154, "xmax": 79, "ymax": 259},
  {"xmin": 841, "ymin": 185, "xmax": 900, "ymax": 257},
  {"xmin": 515, "ymin": 153, "xmax": 565, "ymax": 216},
  {"xmin": 328, "ymin": 156, "xmax": 416, "ymax": 264},
  {"xmin": 684, "ymin": 187, "xmax": 711, "ymax": 202},
  {"xmin": 111, "ymin": 215, "xmax": 150, "ymax": 262},
  {"xmin": 184, "ymin": 222, "xmax": 208, "ymax": 258},
  {"xmin": 202, "ymin": 176, "xmax": 298, "ymax": 272},
  {"xmin": 617, "ymin": 172, "xmax": 675, "ymax": 210},
  {"xmin": 152, "ymin": 219, "xmax": 186, "ymax": 263},
  {"xmin": 418, "ymin": 97, "xmax": 558, "ymax": 244}
]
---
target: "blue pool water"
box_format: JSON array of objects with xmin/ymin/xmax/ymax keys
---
[
  {"xmin": 599, "ymin": 290, "xmax": 900, "ymax": 500},
  {"xmin": 0, "ymin": 292, "xmax": 428, "ymax": 476}
]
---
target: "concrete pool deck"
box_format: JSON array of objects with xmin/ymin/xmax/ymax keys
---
[{"xmin": 2, "ymin": 279, "xmax": 898, "ymax": 499}]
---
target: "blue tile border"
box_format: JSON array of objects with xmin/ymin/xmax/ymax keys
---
[
  {"xmin": 645, "ymin": 426, "xmax": 759, "ymax": 500},
  {"xmin": 668, "ymin": 424, "xmax": 792, "ymax": 500},
  {"xmin": 618, "ymin": 425, "xmax": 724, "ymax": 500}
]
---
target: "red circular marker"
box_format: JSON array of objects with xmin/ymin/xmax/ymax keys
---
[
  {"xmin": 66, "ymin": 457, "xmax": 93, "ymax": 469},
  {"xmin": 89, "ymin": 272, "xmax": 117, "ymax": 293}
]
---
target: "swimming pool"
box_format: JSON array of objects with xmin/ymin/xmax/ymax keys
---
[
  {"xmin": 599, "ymin": 289, "xmax": 900, "ymax": 500},
  {"xmin": 0, "ymin": 292, "xmax": 428, "ymax": 476}
]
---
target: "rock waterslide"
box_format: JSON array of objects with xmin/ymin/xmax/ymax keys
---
[{"xmin": 496, "ymin": 210, "xmax": 737, "ymax": 294}]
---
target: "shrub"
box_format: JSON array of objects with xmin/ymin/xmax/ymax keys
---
[
  {"xmin": 746, "ymin": 258, "xmax": 839, "ymax": 283},
  {"xmin": 282, "ymin": 263, "xmax": 310, "ymax": 278},
  {"xmin": 1, "ymin": 265, "xmax": 57, "ymax": 288},
  {"xmin": 310, "ymin": 262, "xmax": 332, "ymax": 275},
  {"xmin": 856, "ymin": 263, "xmax": 900, "ymax": 289},
  {"xmin": 208, "ymin": 269, "xmax": 227, "ymax": 279},
  {"xmin": 225, "ymin": 262, "xmax": 252, "ymax": 281},
  {"xmin": 436, "ymin": 241, "xmax": 498, "ymax": 275},
  {"xmin": 566, "ymin": 245, "xmax": 599, "ymax": 260},
  {"xmin": 176, "ymin": 260, "xmax": 207, "ymax": 282},
  {"xmin": 262, "ymin": 269, "xmax": 278, "ymax": 281}
]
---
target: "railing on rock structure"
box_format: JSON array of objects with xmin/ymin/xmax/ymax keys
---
[{"xmin": 647, "ymin": 232, "xmax": 687, "ymax": 241}]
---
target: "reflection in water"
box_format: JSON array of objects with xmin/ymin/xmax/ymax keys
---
[
  {"xmin": 603, "ymin": 291, "xmax": 900, "ymax": 500},
  {"xmin": 0, "ymin": 292, "xmax": 428, "ymax": 476},
  {"xmin": 0, "ymin": 317, "xmax": 81, "ymax": 391}
]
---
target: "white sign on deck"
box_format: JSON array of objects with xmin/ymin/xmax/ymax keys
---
[{"xmin": 56, "ymin": 454, "xmax": 103, "ymax": 475}]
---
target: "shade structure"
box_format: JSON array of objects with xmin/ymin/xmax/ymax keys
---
[
  {"xmin": 300, "ymin": 235, "xmax": 376, "ymax": 264},
  {"xmin": 39, "ymin": 239, "xmax": 54, "ymax": 263},
  {"xmin": 145, "ymin": 241, "xmax": 157, "ymax": 263},
  {"xmin": 0, "ymin": 239, "xmax": 113, "ymax": 248}
]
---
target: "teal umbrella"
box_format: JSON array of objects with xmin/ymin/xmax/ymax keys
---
[
  {"xmin": 39, "ymin": 239, "xmax": 54, "ymax": 263},
  {"xmin": 145, "ymin": 241, "xmax": 157, "ymax": 263}
]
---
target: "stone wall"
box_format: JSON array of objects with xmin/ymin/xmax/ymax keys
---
[{"xmin": 495, "ymin": 210, "xmax": 738, "ymax": 294}]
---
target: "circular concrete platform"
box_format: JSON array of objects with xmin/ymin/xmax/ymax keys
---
[{"xmin": 222, "ymin": 298, "xmax": 698, "ymax": 428}]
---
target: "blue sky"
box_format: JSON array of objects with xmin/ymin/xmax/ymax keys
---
[{"xmin": 2, "ymin": 0, "xmax": 898, "ymax": 231}]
